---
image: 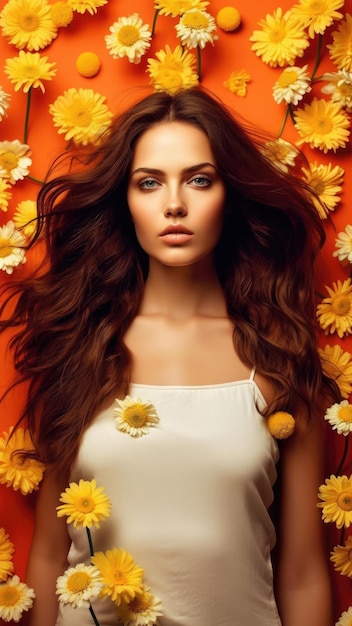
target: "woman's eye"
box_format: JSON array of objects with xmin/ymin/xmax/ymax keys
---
[
  {"xmin": 190, "ymin": 175, "xmax": 212, "ymax": 187},
  {"xmin": 139, "ymin": 178, "xmax": 159, "ymax": 190}
]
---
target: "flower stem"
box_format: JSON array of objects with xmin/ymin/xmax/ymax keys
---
[
  {"xmin": 86, "ymin": 527, "xmax": 94, "ymax": 558},
  {"xmin": 336, "ymin": 434, "xmax": 349, "ymax": 477},
  {"xmin": 89, "ymin": 603, "xmax": 101, "ymax": 626},
  {"xmin": 196, "ymin": 46, "xmax": 202, "ymax": 82},
  {"xmin": 26, "ymin": 174, "xmax": 44, "ymax": 185},
  {"xmin": 277, "ymin": 106, "xmax": 289, "ymax": 138},
  {"xmin": 311, "ymin": 33, "xmax": 323, "ymax": 81},
  {"xmin": 23, "ymin": 86, "xmax": 32, "ymax": 145},
  {"xmin": 151, "ymin": 9, "xmax": 159, "ymax": 36}
]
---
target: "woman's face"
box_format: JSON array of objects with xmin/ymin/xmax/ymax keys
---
[{"xmin": 127, "ymin": 121, "xmax": 226, "ymax": 270}]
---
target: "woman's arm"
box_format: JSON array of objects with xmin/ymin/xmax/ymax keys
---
[
  {"xmin": 274, "ymin": 410, "xmax": 333, "ymax": 626},
  {"xmin": 25, "ymin": 470, "xmax": 71, "ymax": 626}
]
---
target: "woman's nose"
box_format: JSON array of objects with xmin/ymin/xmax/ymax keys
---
[{"xmin": 163, "ymin": 187, "xmax": 187, "ymax": 217}]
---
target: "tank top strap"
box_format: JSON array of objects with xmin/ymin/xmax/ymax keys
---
[{"xmin": 249, "ymin": 367, "xmax": 256, "ymax": 381}]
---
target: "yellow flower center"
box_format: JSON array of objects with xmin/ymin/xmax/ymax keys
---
[
  {"xmin": 114, "ymin": 570, "xmax": 127, "ymax": 584},
  {"xmin": 332, "ymin": 295, "xmax": 351, "ymax": 316},
  {"xmin": 0, "ymin": 237, "xmax": 15, "ymax": 258},
  {"xmin": 76, "ymin": 497, "xmax": 95, "ymax": 513},
  {"xmin": 18, "ymin": 13, "xmax": 39, "ymax": 32},
  {"xmin": 128, "ymin": 595, "xmax": 149, "ymax": 613},
  {"xmin": 67, "ymin": 571, "xmax": 90, "ymax": 593},
  {"xmin": 277, "ymin": 69, "xmax": 299, "ymax": 88},
  {"xmin": 183, "ymin": 11, "xmax": 209, "ymax": 29},
  {"xmin": 339, "ymin": 82, "xmax": 352, "ymax": 98},
  {"xmin": 337, "ymin": 491, "xmax": 352, "ymax": 511},
  {"xmin": 0, "ymin": 151, "xmax": 18, "ymax": 172},
  {"xmin": 0, "ymin": 585, "xmax": 20, "ymax": 607},
  {"xmin": 118, "ymin": 25, "xmax": 140, "ymax": 46},
  {"xmin": 269, "ymin": 26, "xmax": 286, "ymax": 43},
  {"xmin": 70, "ymin": 104, "xmax": 92, "ymax": 127},
  {"xmin": 123, "ymin": 405, "xmax": 149, "ymax": 428},
  {"xmin": 310, "ymin": 177, "xmax": 325, "ymax": 195},
  {"xmin": 312, "ymin": 116, "xmax": 333, "ymax": 135},
  {"xmin": 308, "ymin": 0, "xmax": 326, "ymax": 16},
  {"xmin": 339, "ymin": 405, "xmax": 352, "ymax": 423}
]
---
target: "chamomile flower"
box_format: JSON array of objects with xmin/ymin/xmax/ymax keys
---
[
  {"xmin": 324, "ymin": 400, "xmax": 352, "ymax": 436},
  {"xmin": 317, "ymin": 278, "xmax": 352, "ymax": 338},
  {"xmin": 0, "ymin": 575, "xmax": 35, "ymax": 623},
  {"xmin": 294, "ymin": 97, "xmax": 350, "ymax": 153},
  {"xmin": 118, "ymin": 584, "xmax": 163, "ymax": 625},
  {"xmin": 328, "ymin": 13, "xmax": 352, "ymax": 72},
  {"xmin": 334, "ymin": 224, "xmax": 352, "ymax": 264},
  {"xmin": 91, "ymin": 548, "xmax": 144, "ymax": 606},
  {"xmin": 175, "ymin": 8, "xmax": 218, "ymax": 49},
  {"xmin": 105, "ymin": 14, "xmax": 151, "ymax": 64},
  {"xmin": 301, "ymin": 161, "xmax": 344, "ymax": 218},
  {"xmin": 318, "ymin": 474, "xmax": 352, "ymax": 529},
  {"xmin": 0, "ymin": 0, "xmax": 57, "ymax": 51},
  {"xmin": 0, "ymin": 426, "xmax": 45, "ymax": 493},
  {"xmin": 319, "ymin": 344, "xmax": 352, "ymax": 399},
  {"xmin": 0, "ymin": 528, "xmax": 14, "ymax": 582},
  {"xmin": 0, "ymin": 140, "xmax": 31, "ymax": 184},
  {"xmin": 0, "ymin": 221, "xmax": 26, "ymax": 275},
  {"xmin": 114, "ymin": 396, "xmax": 159, "ymax": 437},
  {"xmin": 56, "ymin": 563, "xmax": 103, "ymax": 608},
  {"xmin": 4, "ymin": 50, "xmax": 57, "ymax": 93},
  {"xmin": 321, "ymin": 69, "xmax": 352, "ymax": 112},
  {"xmin": 262, "ymin": 138, "xmax": 299, "ymax": 173},
  {"xmin": 147, "ymin": 44, "xmax": 199, "ymax": 94},
  {"xmin": 290, "ymin": 0, "xmax": 344, "ymax": 39},
  {"xmin": 56, "ymin": 479, "xmax": 112, "ymax": 529},
  {"xmin": 250, "ymin": 8, "xmax": 309, "ymax": 68},
  {"xmin": 272, "ymin": 64, "xmax": 311, "ymax": 105}
]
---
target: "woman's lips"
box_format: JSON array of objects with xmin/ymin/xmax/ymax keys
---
[{"xmin": 159, "ymin": 225, "xmax": 194, "ymax": 244}]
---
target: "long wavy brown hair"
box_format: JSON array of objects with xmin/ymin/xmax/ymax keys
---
[{"xmin": 0, "ymin": 87, "xmax": 338, "ymax": 472}]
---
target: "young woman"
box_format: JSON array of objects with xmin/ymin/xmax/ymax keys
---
[{"xmin": 1, "ymin": 87, "xmax": 337, "ymax": 625}]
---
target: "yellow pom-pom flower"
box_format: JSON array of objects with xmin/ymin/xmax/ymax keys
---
[
  {"xmin": 76, "ymin": 51, "xmax": 101, "ymax": 78},
  {"xmin": 51, "ymin": 2, "xmax": 74, "ymax": 27},
  {"xmin": 216, "ymin": 6, "xmax": 241, "ymax": 32},
  {"xmin": 267, "ymin": 411, "xmax": 295, "ymax": 439}
]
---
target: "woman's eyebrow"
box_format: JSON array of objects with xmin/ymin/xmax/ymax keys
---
[{"xmin": 130, "ymin": 162, "xmax": 217, "ymax": 176}]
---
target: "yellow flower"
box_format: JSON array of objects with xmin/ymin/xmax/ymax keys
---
[
  {"xmin": 318, "ymin": 474, "xmax": 352, "ymax": 528},
  {"xmin": 91, "ymin": 548, "xmax": 144, "ymax": 606},
  {"xmin": 147, "ymin": 44, "xmax": 199, "ymax": 95},
  {"xmin": 50, "ymin": 1, "xmax": 74, "ymax": 27},
  {"xmin": 294, "ymin": 97, "xmax": 350, "ymax": 153},
  {"xmin": 154, "ymin": 0, "xmax": 209, "ymax": 18},
  {"xmin": 290, "ymin": 0, "xmax": 344, "ymax": 39},
  {"xmin": 317, "ymin": 278, "xmax": 352, "ymax": 338},
  {"xmin": 49, "ymin": 87, "xmax": 113, "ymax": 146},
  {"xmin": 0, "ymin": 0, "xmax": 57, "ymax": 51},
  {"xmin": 267, "ymin": 412, "xmax": 295, "ymax": 439},
  {"xmin": 118, "ymin": 584, "xmax": 163, "ymax": 626},
  {"xmin": 321, "ymin": 70, "xmax": 352, "ymax": 112},
  {"xmin": 273, "ymin": 64, "xmax": 311, "ymax": 105},
  {"xmin": 105, "ymin": 14, "xmax": 151, "ymax": 64},
  {"xmin": 334, "ymin": 224, "xmax": 352, "ymax": 264},
  {"xmin": 66, "ymin": 0, "xmax": 107, "ymax": 15},
  {"xmin": 76, "ymin": 51, "xmax": 101, "ymax": 78},
  {"xmin": 223, "ymin": 69, "xmax": 250, "ymax": 96},
  {"xmin": 328, "ymin": 13, "xmax": 352, "ymax": 73},
  {"xmin": 0, "ymin": 140, "xmax": 31, "ymax": 184},
  {"xmin": 175, "ymin": 8, "xmax": 218, "ymax": 49},
  {"xmin": 216, "ymin": 6, "xmax": 241, "ymax": 32},
  {"xmin": 0, "ymin": 88, "xmax": 11, "ymax": 122},
  {"xmin": 0, "ymin": 575, "xmax": 35, "ymax": 622},
  {"xmin": 4, "ymin": 50, "xmax": 57, "ymax": 93},
  {"xmin": 56, "ymin": 563, "xmax": 103, "ymax": 608},
  {"xmin": 0, "ymin": 426, "xmax": 44, "ymax": 493},
  {"xmin": 250, "ymin": 8, "xmax": 309, "ymax": 68},
  {"xmin": 336, "ymin": 607, "xmax": 352, "ymax": 626},
  {"xmin": 319, "ymin": 344, "xmax": 352, "ymax": 399},
  {"xmin": 262, "ymin": 138, "xmax": 299, "ymax": 173},
  {"xmin": 301, "ymin": 161, "xmax": 344, "ymax": 218},
  {"xmin": 0, "ymin": 221, "xmax": 26, "ymax": 274},
  {"xmin": 114, "ymin": 396, "xmax": 160, "ymax": 437},
  {"xmin": 0, "ymin": 528, "xmax": 14, "ymax": 583},
  {"xmin": 12, "ymin": 199, "xmax": 37, "ymax": 240},
  {"xmin": 0, "ymin": 180, "xmax": 12, "ymax": 213},
  {"xmin": 331, "ymin": 536, "xmax": 352, "ymax": 577},
  {"xmin": 325, "ymin": 400, "xmax": 352, "ymax": 436},
  {"xmin": 56, "ymin": 479, "xmax": 112, "ymax": 529}
]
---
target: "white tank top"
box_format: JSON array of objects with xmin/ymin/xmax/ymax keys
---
[{"xmin": 56, "ymin": 373, "xmax": 281, "ymax": 626}]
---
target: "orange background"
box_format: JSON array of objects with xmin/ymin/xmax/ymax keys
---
[{"xmin": 0, "ymin": 0, "xmax": 352, "ymax": 621}]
